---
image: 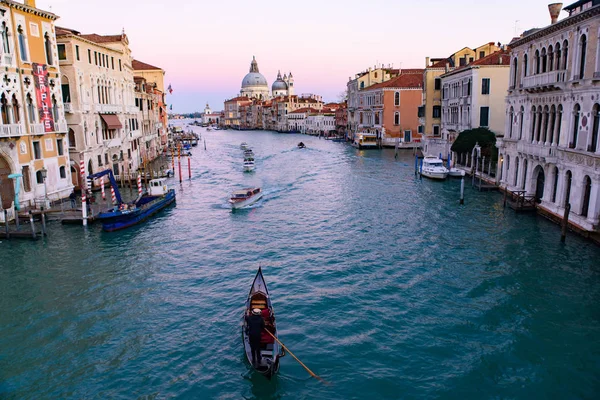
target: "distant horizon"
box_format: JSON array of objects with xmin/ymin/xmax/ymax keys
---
[{"xmin": 37, "ymin": 0, "xmax": 565, "ymax": 113}]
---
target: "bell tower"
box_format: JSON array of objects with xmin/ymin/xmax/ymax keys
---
[{"xmin": 287, "ymin": 72, "xmax": 294, "ymax": 96}]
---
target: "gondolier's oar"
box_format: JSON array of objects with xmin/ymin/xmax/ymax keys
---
[{"xmin": 265, "ymin": 330, "xmax": 329, "ymax": 384}]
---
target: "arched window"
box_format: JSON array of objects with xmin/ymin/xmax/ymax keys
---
[
  {"xmin": 375, "ymin": 112, "xmax": 380, "ymax": 125},
  {"xmin": 26, "ymin": 93, "xmax": 35, "ymax": 123},
  {"xmin": 11, "ymin": 94, "xmax": 19, "ymax": 124},
  {"xmin": 579, "ymin": 34, "xmax": 587, "ymax": 79},
  {"xmin": 571, "ymin": 103, "xmax": 580, "ymax": 148},
  {"xmin": 581, "ymin": 175, "xmax": 592, "ymax": 217},
  {"xmin": 59, "ymin": 166, "xmax": 66, "ymax": 179},
  {"xmin": 548, "ymin": 45, "xmax": 554, "ymax": 72},
  {"xmin": 523, "ymin": 54, "xmax": 528, "ymax": 77},
  {"xmin": 542, "ymin": 105, "xmax": 549, "ymax": 143},
  {"xmin": 535, "ymin": 49, "xmax": 540, "ymax": 74},
  {"xmin": 17, "ymin": 26, "xmax": 27, "ymax": 61},
  {"xmin": 44, "ymin": 33, "xmax": 53, "ymax": 65},
  {"xmin": 0, "ymin": 93, "xmax": 9, "ymax": 124},
  {"xmin": 394, "ymin": 92, "xmax": 399, "ymax": 106},
  {"xmin": 1, "ymin": 22, "xmax": 10, "ymax": 54},
  {"xmin": 512, "ymin": 58, "xmax": 518, "ymax": 86},
  {"xmin": 555, "ymin": 42, "xmax": 561, "ymax": 70},
  {"xmin": 360, "ymin": 81, "xmax": 364, "ymax": 89},
  {"xmin": 591, "ymin": 104, "xmax": 600, "ymax": 153},
  {"xmin": 509, "ymin": 106, "xmax": 514, "ymax": 138},
  {"xmin": 541, "ymin": 48, "xmax": 547, "ymax": 73},
  {"xmin": 556, "ymin": 104, "xmax": 563, "ymax": 145},
  {"xmin": 61, "ymin": 75, "xmax": 70, "ymax": 103},
  {"xmin": 562, "ymin": 40, "xmax": 569, "ymax": 70},
  {"xmin": 68, "ymin": 128, "xmax": 75, "ymax": 148},
  {"xmin": 505, "ymin": 154, "xmax": 510, "ymax": 177},
  {"xmin": 52, "ymin": 95, "xmax": 59, "ymax": 122},
  {"xmin": 522, "ymin": 159, "xmax": 528, "ymax": 190},
  {"xmin": 36, "ymin": 170, "xmax": 43, "ymax": 184},
  {"xmin": 394, "ymin": 112, "xmax": 399, "ymax": 125},
  {"xmin": 549, "ymin": 105, "xmax": 556, "ymax": 144},
  {"xmin": 536, "ymin": 106, "xmax": 543, "ymax": 142},
  {"xmin": 551, "ymin": 166, "xmax": 559, "ymax": 203},
  {"xmin": 530, "ymin": 106, "xmax": 537, "ymax": 142},
  {"xmin": 519, "ymin": 106, "xmax": 524, "ymax": 139}
]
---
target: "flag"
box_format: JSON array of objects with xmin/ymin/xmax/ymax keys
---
[
  {"xmin": 170, "ymin": 104, "xmax": 172, "ymax": 110},
  {"xmin": 167, "ymin": 84, "xmax": 173, "ymax": 94}
]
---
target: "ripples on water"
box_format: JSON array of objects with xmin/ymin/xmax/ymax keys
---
[{"xmin": 1, "ymin": 126, "xmax": 599, "ymax": 399}]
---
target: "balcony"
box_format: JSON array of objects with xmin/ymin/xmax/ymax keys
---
[
  {"xmin": 55, "ymin": 121, "xmax": 68, "ymax": 133},
  {"xmin": 96, "ymin": 104, "xmax": 121, "ymax": 113},
  {"xmin": 1, "ymin": 53, "xmax": 13, "ymax": 66},
  {"xmin": 64, "ymin": 103, "xmax": 73, "ymax": 113},
  {"xmin": 129, "ymin": 129, "xmax": 142, "ymax": 140},
  {"xmin": 0, "ymin": 123, "xmax": 24, "ymax": 137},
  {"xmin": 30, "ymin": 123, "xmax": 45, "ymax": 135},
  {"xmin": 516, "ymin": 141, "xmax": 557, "ymax": 163},
  {"xmin": 522, "ymin": 70, "xmax": 567, "ymax": 92}
]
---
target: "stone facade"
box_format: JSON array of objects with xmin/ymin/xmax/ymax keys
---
[
  {"xmin": 0, "ymin": 0, "xmax": 71, "ymax": 216},
  {"xmin": 497, "ymin": 1, "xmax": 600, "ymax": 232}
]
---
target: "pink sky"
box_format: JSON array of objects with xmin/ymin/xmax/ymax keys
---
[{"xmin": 37, "ymin": 0, "xmax": 567, "ymax": 113}]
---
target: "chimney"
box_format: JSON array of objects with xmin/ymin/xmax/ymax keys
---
[
  {"xmin": 24, "ymin": 0, "xmax": 36, "ymax": 6},
  {"xmin": 426, "ymin": 57, "xmax": 430, "ymax": 67},
  {"xmin": 548, "ymin": 3, "xmax": 563, "ymax": 24},
  {"xmin": 445, "ymin": 62, "xmax": 450, "ymax": 73}
]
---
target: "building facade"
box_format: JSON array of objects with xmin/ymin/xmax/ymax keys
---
[
  {"xmin": 497, "ymin": 0, "xmax": 600, "ymax": 232},
  {"xmin": 0, "ymin": 0, "xmax": 70, "ymax": 217}
]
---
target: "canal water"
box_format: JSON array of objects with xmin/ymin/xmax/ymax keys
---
[{"xmin": 1, "ymin": 125, "xmax": 599, "ymax": 399}]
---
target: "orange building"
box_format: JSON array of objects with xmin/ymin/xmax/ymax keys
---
[{"xmin": 357, "ymin": 70, "xmax": 423, "ymax": 147}]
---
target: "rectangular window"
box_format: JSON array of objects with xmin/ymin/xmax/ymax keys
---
[
  {"xmin": 459, "ymin": 57, "xmax": 466, "ymax": 66},
  {"xmin": 111, "ymin": 57, "xmax": 114, "ymax": 70},
  {"xmin": 33, "ymin": 141, "xmax": 41, "ymax": 159},
  {"xmin": 119, "ymin": 59, "xmax": 122, "ymax": 71},
  {"xmin": 98, "ymin": 155, "xmax": 102, "ymax": 166},
  {"xmin": 22, "ymin": 166, "xmax": 31, "ymax": 192},
  {"xmin": 418, "ymin": 125, "xmax": 424, "ymax": 133},
  {"xmin": 75, "ymin": 45, "xmax": 80, "ymax": 61},
  {"xmin": 482, "ymin": 78, "xmax": 490, "ymax": 94},
  {"xmin": 434, "ymin": 78, "xmax": 441, "ymax": 90},
  {"xmin": 480, "ymin": 106, "xmax": 490, "ymax": 127},
  {"xmin": 94, "ymin": 51, "xmax": 97, "ymax": 65},
  {"xmin": 57, "ymin": 139, "xmax": 63, "ymax": 155},
  {"xmin": 433, "ymin": 125, "xmax": 440, "ymax": 136},
  {"xmin": 404, "ymin": 130, "xmax": 412, "ymax": 142},
  {"xmin": 479, "ymin": 51, "xmax": 485, "ymax": 59},
  {"xmin": 57, "ymin": 44, "xmax": 66, "ymax": 60},
  {"xmin": 88, "ymin": 49, "xmax": 91, "ymax": 63},
  {"xmin": 433, "ymin": 105, "xmax": 441, "ymax": 118},
  {"xmin": 104, "ymin": 153, "xmax": 109, "ymax": 165}
]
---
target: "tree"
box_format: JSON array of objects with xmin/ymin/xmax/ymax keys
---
[
  {"xmin": 337, "ymin": 90, "xmax": 348, "ymax": 103},
  {"xmin": 450, "ymin": 127, "xmax": 498, "ymax": 160}
]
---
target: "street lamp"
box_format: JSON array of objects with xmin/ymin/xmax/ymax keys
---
[{"xmin": 40, "ymin": 166, "xmax": 48, "ymax": 207}]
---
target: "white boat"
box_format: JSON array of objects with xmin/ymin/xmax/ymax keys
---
[
  {"xmin": 240, "ymin": 142, "xmax": 249, "ymax": 150},
  {"xmin": 420, "ymin": 156, "xmax": 449, "ymax": 180},
  {"xmin": 352, "ymin": 132, "xmax": 378, "ymax": 149},
  {"xmin": 243, "ymin": 157, "xmax": 255, "ymax": 172},
  {"xmin": 229, "ymin": 187, "xmax": 263, "ymax": 209},
  {"xmin": 448, "ymin": 168, "xmax": 463, "ymax": 177}
]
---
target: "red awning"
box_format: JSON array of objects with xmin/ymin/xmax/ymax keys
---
[{"xmin": 100, "ymin": 114, "xmax": 122, "ymax": 129}]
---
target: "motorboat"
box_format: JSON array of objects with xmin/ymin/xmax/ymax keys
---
[
  {"xmin": 352, "ymin": 132, "xmax": 378, "ymax": 149},
  {"xmin": 229, "ymin": 187, "xmax": 262, "ymax": 209},
  {"xmin": 90, "ymin": 171, "xmax": 176, "ymax": 231},
  {"xmin": 244, "ymin": 149, "xmax": 254, "ymax": 156},
  {"xmin": 240, "ymin": 142, "xmax": 249, "ymax": 150},
  {"xmin": 420, "ymin": 156, "xmax": 449, "ymax": 180},
  {"xmin": 297, "ymin": 142, "xmax": 306, "ymax": 149},
  {"xmin": 242, "ymin": 267, "xmax": 283, "ymax": 379},
  {"xmin": 448, "ymin": 168, "xmax": 464, "ymax": 177},
  {"xmin": 243, "ymin": 156, "xmax": 255, "ymax": 172}
]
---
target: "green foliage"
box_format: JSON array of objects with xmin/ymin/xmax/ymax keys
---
[{"xmin": 451, "ymin": 128, "xmax": 498, "ymax": 160}]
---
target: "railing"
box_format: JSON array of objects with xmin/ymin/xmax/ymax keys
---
[
  {"xmin": 0, "ymin": 123, "xmax": 24, "ymax": 137},
  {"xmin": 96, "ymin": 104, "xmax": 121, "ymax": 113},
  {"xmin": 55, "ymin": 121, "xmax": 68, "ymax": 133},
  {"xmin": 64, "ymin": 103, "xmax": 73, "ymax": 113},
  {"xmin": 1, "ymin": 53, "xmax": 13, "ymax": 66},
  {"xmin": 30, "ymin": 123, "xmax": 45, "ymax": 135},
  {"xmin": 522, "ymin": 70, "xmax": 567, "ymax": 89},
  {"xmin": 130, "ymin": 129, "xmax": 142, "ymax": 139},
  {"xmin": 104, "ymin": 138, "xmax": 122, "ymax": 148}
]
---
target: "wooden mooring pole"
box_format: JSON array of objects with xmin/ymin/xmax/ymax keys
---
[
  {"xmin": 503, "ymin": 187, "xmax": 508, "ymax": 208},
  {"xmin": 4, "ymin": 209, "xmax": 9, "ymax": 239},
  {"xmin": 460, "ymin": 172, "xmax": 465, "ymax": 205},
  {"xmin": 29, "ymin": 211, "xmax": 35, "ymax": 239},
  {"xmin": 561, "ymin": 203, "xmax": 571, "ymax": 243},
  {"xmin": 40, "ymin": 207, "xmax": 46, "ymax": 236}
]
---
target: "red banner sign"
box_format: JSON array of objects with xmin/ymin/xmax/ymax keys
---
[{"xmin": 32, "ymin": 63, "xmax": 55, "ymax": 133}]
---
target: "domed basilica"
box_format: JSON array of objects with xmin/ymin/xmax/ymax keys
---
[{"xmin": 240, "ymin": 56, "xmax": 294, "ymax": 100}]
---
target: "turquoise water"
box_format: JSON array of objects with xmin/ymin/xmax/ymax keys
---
[{"xmin": 1, "ymin": 127, "xmax": 599, "ymax": 399}]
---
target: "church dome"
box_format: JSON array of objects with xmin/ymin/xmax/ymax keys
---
[
  {"xmin": 241, "ymin": 56, "xmax": 268, "ymax": 89},
  {"xmin": 271, "ymin": 70, "xmax": 288, "ymax": 92}
]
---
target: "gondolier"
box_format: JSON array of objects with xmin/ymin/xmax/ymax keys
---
[{"xmin": 246, "ymin": 308, "xmax": 265, "ymax": 367}]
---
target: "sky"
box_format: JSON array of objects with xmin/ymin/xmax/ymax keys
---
[{"xmin": 37, "ymin": 0, "xmax": 567, "ymax": 113}]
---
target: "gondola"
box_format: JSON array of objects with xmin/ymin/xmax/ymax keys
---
[
  {"xmin": 297, "ymin": 142, "xmax": 306, "ymax": 149},
  {"xmin": 242, "ymin": 267, "xmax": 284, "ymax": 378}
]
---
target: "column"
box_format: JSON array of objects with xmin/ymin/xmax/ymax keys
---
[{"xmin": 586, "ymin": 178, "xmax": 600, "ymax": 225}]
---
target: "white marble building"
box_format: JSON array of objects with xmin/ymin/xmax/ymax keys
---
[{"xmin": 497, "ymin": 1, "xmax": 600, "ymax": 232}]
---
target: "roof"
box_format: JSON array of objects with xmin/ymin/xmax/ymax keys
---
[
  {"xmin": 565, "ymin": 0, "xmax": 600, "ymax": 11},
  {"xmin": 225, "ymin": 96, "xmax": 252, "ymax": 103},
  {"xmin": 290, "ymin": 107, "xmax": 319, "ymax": 114},
  {"xmin": 56, "ymin": 26, "xmax": 80, "ymax": 36},
  {"xmin": 132, "ymin": 59, "xmax": 163, "ymax": 71},
  {"xmin": 80, "ymin": 33, "xmax": 125, "ymax": 44},
  {"xmin": 363, "ymin": 72, "xmax": 423, "ymax": 91},
  {"xmin": 441, "ymin": 49, "xmax": 510, "ymax": 78}
]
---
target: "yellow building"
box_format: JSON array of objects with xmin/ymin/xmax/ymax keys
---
[
  {"xmin": 419, "ymin": 42, "xmax": 501, "ymax": 140},
  {"xmin": 0, "ymin": 0, "xmax": 70, "ymax": 218}
]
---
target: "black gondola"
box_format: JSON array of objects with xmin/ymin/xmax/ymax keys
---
[
  {"xmin": 297, "ymin": 142, "xmax": 306, "ymax": 149},
  {"xmin": 242, "ymin": 267, "xmax": 283, "ymax": 378}
]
